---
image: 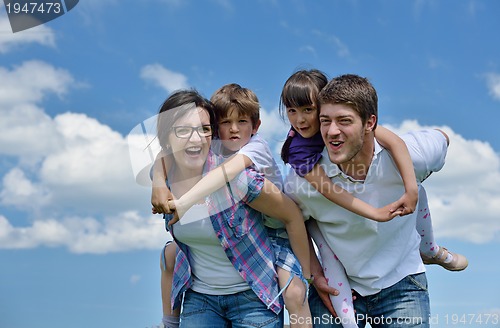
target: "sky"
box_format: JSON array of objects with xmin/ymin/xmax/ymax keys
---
[{"xmin": 0, "ymin": 0, "xmax": 499, "ymax": 327}]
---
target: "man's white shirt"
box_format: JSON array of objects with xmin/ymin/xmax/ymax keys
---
[{"xmin": 284, "ymin": 129, "xmax": 448, "ymax": 296}]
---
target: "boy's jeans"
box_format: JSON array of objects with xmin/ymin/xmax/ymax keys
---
[
  {"xmin": 309, "ymin": 273, "xmax": 430, "ymax": 328},
  {"xmin": 180, "ymin": 289, "xmax": 283, "ymax": 328}
]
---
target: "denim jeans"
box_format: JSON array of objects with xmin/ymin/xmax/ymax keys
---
[
  {"xmin": 180, "ymin": 289, "xmax": 283, "ymax": 328},
  {"xmin": 309, "ymin": 273, "xmax": 430, "ymax": 328}
]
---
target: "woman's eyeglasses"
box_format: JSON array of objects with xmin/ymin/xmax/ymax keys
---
[{"xmin": 173, "ymin": 125, "xmax": 213, "ymax": 139}]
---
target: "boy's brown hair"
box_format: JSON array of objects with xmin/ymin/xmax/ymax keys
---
[{"xmin": 210, "ymin": 83, "xmax": 260, "ymax": 128}]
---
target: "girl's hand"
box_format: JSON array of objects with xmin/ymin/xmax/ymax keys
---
[
  {"xmin": 371, "ymin": 205, "xmax": 402, "ymax": 222},
  {"xmin": 389, "ymin": 190, "xmax": 418, "ymax": 216}
]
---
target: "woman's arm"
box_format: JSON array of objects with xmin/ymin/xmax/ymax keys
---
[
  {"xmin": 374, "ymin": 126, "xmax": 419, "ymax": 215},
  {"xmin": 304, "ymin": 165, "xmax": 402, "ymax": 222},
  {"xmin": 248, "ymin": 179, "xmax": 311, "ymax": 279},
  {"xmin": 151, "ymin": 151, "xmax": 174, "ymax": 214}
]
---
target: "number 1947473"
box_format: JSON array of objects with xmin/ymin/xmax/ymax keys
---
[{"xmin": 5, "ymin": 2, "xmax": 62, "ymax": 14}]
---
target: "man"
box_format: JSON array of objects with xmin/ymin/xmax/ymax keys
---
[{"xmin": 285, "ymin": 74, "xmax": 449, "ymax": 327}]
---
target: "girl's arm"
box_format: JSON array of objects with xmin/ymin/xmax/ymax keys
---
[
  {"xmin": 374, "ymin": 126, "xmax": 419, "ymax": 215},
  {"xmin": 304, "ymin": 167, "xmax": 401, "ymax": 222},
  {"xmin": 248, "ymin": 179, "xmax": 311, "ymax": 280},
  {"xmin": 151, "ymin": 151, "xmax": 174, "ymax": 214},
  {"xmin": 168, "ymin": 154, "xmax": 253, "ymax": 222},
  {"xmin": 304, "ymin": 127, "xmax": 418, "ymax": 222}
]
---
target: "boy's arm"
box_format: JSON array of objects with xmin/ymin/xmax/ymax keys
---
[
  {"xmin": 305, "ymin": 165, "xmax": 402, "ymax": 222},
  {"xmin": 248, "ymin": 179, "xmax": 311, "ymax": 280},
  {"xmin": 374, "ymin": 126, "xmax": 419, "ymax": 215},
  {"xmin": 151, "ymin": 151, "xmax": 174, "ymax": 214},
  {"xmin": 169, "ymin": 154, "xmax": 253, "ymax": 222}
]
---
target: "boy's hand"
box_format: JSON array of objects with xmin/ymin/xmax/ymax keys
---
[
  {"xmin": 166, "ymin": 200, "xmax": 180, "ymax": 225},
  {"xmin": 165, "ymin": 199, "xmax": 190, "ymax": 225},
  {"xmin": 167, "ymin": 211, "xmax": 180, "ymax": 226}
]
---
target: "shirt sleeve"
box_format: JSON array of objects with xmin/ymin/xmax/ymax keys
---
[
  {"xmin": 228, "ymin": 167, "xmax": 265, "ymax": 204},
  {"xmin": 238, "ymin": 135, "xmax": 270, "ymax": 172},
  {"xmin": 401, "ymin": 129, "xmax": 448, "ymax": 182}
]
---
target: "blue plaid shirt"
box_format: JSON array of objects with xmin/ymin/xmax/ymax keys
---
[{"xmin": 166, "ymin": 150, "xmax": 282, "ymax": 314}]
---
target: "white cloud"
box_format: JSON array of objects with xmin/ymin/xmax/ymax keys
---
[
  {"xmin": 384, "ymin": 120, "xmax": 500, "ymax": 243},
  {"xmin": 0, "ymin": 110, "xmax": 151, "ymax": 214},
  {"xmin": 0, "ymin": 168, "xmax": 52, "ymax": 209},
  {"xmin": 0, "ymin": 103, "xmax": 63, "ymax": 159},
  {"xmin": 1, "ymin": 58, "xmax": 498, "ymax": 254},
  {"xmin": 0, "ymin": 60, "xmax": 74, "ymax": 106},
  {"xmin": 0, "ymin": 60, "xmax": 149, "ymax": 215},
  {"xmin": 0, "ymin": 212, "xmax": 169, "ymax": 253},
  {"xmin": 0, "ymin": 60, "xmax": 74, "ymax": 162},
  {"xmin": 0, "ymin": 16, "xmax": 56, "ymax": 53},
  {"xmin": 0, "ymin": 59, "xmax": 160, "ymax": 253},
  {"xmin": 140, "ymin": 63, "xmax": 189, "ymax": 93},
  {"xmin": 257, "ymin": 106, "xmax": 288, "ymax": 157},
  {"xmin": 485, "ymin": 73, "xmax": 500, "ymax": 101}
]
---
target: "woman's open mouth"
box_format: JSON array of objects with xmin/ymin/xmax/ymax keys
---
[{"xmin": 185, "ymin": 146, "xmax": 202, "ymax": 156}]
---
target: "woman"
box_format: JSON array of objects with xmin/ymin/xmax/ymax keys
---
[{"xmin": 156, "ymin": 89, "xmax": 310, "ymax": 327}]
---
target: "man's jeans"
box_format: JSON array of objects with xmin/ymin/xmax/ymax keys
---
[
  {"xmin": 180, "ymin": 289, "xmax": 283, "ymax": 328},
  {"xmin": 309, "ymin": 273, "xmax": 430, "ymax": 328}
]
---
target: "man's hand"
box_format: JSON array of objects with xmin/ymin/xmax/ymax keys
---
[{"xmin": 313, "ymin": 272, "xmax": 340, "ymax": 317}]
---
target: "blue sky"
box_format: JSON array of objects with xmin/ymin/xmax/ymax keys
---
[{"xmin": 1, "ymin": 1, "xmax": 499, "ymax": 327}]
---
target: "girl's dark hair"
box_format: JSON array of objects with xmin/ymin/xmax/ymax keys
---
[
  {"xmin": 279, "ymin": 69, "xmax": 328, "ymax": 163},
  {"xmin": 156, "ymin": 89, "xmax": 216, "ymax": 150}
]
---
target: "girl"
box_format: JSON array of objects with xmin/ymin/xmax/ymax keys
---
[{"xmin": 280, "ymin": 69, "xmax": 468, "ymax": 327}]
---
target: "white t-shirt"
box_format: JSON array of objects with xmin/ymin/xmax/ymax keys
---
[
  {"xmin": 213, "ymin": 134, "xmax": 285, "ymax": 229},
  {"xmin": 237, "ymin": 134, "xmax": 284, "ymax": 190},
  {"xmin": 173, "ymin": 202, "xmax": 249, "ymax": 295},
  {"xmin": 284, "ymin": 129, "xmax": 448, "ymax": 296}
]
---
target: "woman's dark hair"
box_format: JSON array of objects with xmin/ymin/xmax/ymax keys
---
[
  {"xmin": 279, "ymin": 69, "xmax": 328, "ymax": 163},
  {"xmin": 156, "ymin": 89, "xmax": 216, "ymax": 150}
]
